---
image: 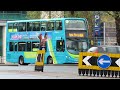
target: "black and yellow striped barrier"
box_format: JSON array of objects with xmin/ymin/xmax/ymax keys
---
[
  {"xmin": 35, "ymin": 50, "xmax": 45, "ymax": 72},
  {"xmin": 78, "ymin": 52, "xmax": 120, "ymax": 78}
]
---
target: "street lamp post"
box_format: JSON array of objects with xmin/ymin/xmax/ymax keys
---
[{"xmin": 103, "ymin": 22, "xmax": 106, "ymax": 45}]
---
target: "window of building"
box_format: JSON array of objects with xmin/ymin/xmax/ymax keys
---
[
  {"xmin": 0, "ymin": 11, "xmax": 3, "ymax": 13},
  {"xmin": 56, "ymin": 40, "xmax": 65, "ymax": 52},
  {"xmin": 4, "ymin": 11, "xmax": 21, "ymax": 13},
  {"xmin": 21, "ymin": 11, "xmax": 27, "ymax": 14}
]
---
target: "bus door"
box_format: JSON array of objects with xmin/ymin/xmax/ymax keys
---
[{"xmin": 55, "ymin": 40, "xmax": 65, "ymax": 64}]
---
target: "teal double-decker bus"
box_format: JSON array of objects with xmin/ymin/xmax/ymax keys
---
[{"xmin": 6, "ymin": 18, "xmax": 90, "ymax": 65}]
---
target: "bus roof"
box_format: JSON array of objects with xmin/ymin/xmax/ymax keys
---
[{"xmin": 7, "ymin": 18, "xmax": 87, "ymax": 23}]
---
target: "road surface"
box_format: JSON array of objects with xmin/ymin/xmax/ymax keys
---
[{"xmin": 0, "ymin": 64, "xmax": 117, "ymax": 79}]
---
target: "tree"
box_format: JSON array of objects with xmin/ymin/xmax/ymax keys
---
[
  {"xmin": 26, "ymin": 11, "xmax": 41, "ymax": 19},
  {"xmin": 106, "ymin": 11, "xmax": 120, "ymax": 45},
  {"xmin": 49, "ymin": 11, "xmax": 51, "ymax": 18}
]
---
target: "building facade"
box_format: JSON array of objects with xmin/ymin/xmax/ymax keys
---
[
  {"xmin": 0, "ymin": 11, "xmax": 27, "ymax": 63},
  {"xmin": 93, "ymin": 22, "xmax": 117, "ymax": 46}
]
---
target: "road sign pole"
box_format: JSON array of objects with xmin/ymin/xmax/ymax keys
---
[{"xmin": 103, "ymin": 22, "xmax": 106, "ymax": 45}]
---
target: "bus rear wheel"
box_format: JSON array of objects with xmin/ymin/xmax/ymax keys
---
[
  {"xmin": 47, "ymin": 57, "xmax": 53, "ymax": 64},
  {"xmin": 19, "ymin": 56, "xmax": 24, "ymax": 65}
]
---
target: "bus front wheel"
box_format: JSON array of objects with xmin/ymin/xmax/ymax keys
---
[
  {"xmin": 47, "ymin": 57, "xmax": 53, "ymax": 64},
  {"xmin": 19, "ymin": 56, "xmax": 24, "ymax": 65}
]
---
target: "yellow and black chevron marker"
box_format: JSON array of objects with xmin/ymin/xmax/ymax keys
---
[
  {"xmin": 35, "ymin": 50, "xmax": 45, "ymax": 72},
  {"xmin": 78, "ymin": 52, "xmax": 120, "ymax": 78}
]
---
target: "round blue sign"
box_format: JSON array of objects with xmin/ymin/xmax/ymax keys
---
[{"xmin": 97, "ymin": 55, "xmax": 112, "ymax": 69}]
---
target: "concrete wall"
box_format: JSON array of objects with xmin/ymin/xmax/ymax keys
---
[
  {"xmin": 0, "ymin": 21, "xmax": 6, "ymax": 63},
  {"xmin": 2, "ymin": 26, "xmax": 6, "ymax": 63}
]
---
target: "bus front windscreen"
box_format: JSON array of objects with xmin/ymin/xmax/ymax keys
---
[
  {"xmin": 65, "ymin": 19, "xmax": 86, "ymax": 30},
  {"xmin": 66, "ymin": 39, "xmax": 88, "ymax": 55}
]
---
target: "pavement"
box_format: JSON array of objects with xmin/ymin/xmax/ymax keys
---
[
  {"xmin": 29, "ymin": 63, "xmax": 78, "ymax": 66},
  {"xmin": 0, "ymin": 63, "xmax": 77, "ymax": 66},
  {"xmin": 0, "ymin": 62, "xmax": 18, "ymax": 66}
]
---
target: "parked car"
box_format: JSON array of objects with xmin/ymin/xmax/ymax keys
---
[{"xmin": 87, "ymin": 45, "xmax": 120, "ymax": 54}]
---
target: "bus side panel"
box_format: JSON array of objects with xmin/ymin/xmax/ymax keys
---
[
  {"xmin": 46, "ymin": 38, "xmax": 58, "ymax": 64},
  {"xmin": 65, "ymin": 52, "xmax": 78, "ymax": 64},
  {"xmin": 54, "ymin": 52, "xmax": 67, "ymax": 64},
  {"xmin": 44, "ymin": 50, "xmax": 65, "ymax": 64},
  {"xmin": 52, "ymin": 40, "xmax": 67, "ymax": 64},
  {"xmin": 23, "ymin": 52, "xmax": 37, "ymax": 64},
  {"xmin": 24, "ymin": 58, "xmax": 36, "ymax": 64},
  {"xmin": 49, "ymin": 30, "xmax": 67, "ymax": 64},
  {"xmin": 6, "ymin": 51, "xmax": 19, "ymax": 63}
]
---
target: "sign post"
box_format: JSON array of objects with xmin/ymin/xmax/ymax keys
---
[
  {"xmin": 103, "ymin": 22, "xmax": 106, "ymax": 45},
  {"xmin": 94, "ymin": 14, "xmax": 101, "ymax": 37}
]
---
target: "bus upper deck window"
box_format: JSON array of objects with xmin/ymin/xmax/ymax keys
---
[
  {"xmin": 8, "ymin": 23, "xmax": 13, "ymax": 32},
  {"xmin": 27, "ymin": 22, "xmax": 32, "ymax": 31},
  {"xmin": 47, "ymin": 21, "xmax": 55, "ymax": 31},
  {"xmin": 13, "ymin": 23, "xmax": 18, "ymax": 32},
  {"xmin": 19, "ymin": 22, "xmax": 26, "ymax": 32},
  {"xmin": 41, "ymin": 22, "xmax": 47, "ymax": 31},
  {"xmin": 41, "ymin": 27, "xmax": 45, "ymax": 31},
  {"xmin": 57, "ymin": 22, "xmax": 62, "ymax": 30},
  {"xmin": 56, "ymin": 21, "xmax": 62, "ymax": 30},
  {"xmin": 32, "ymin": 22, "xmax": 40, "ymax": 31}
]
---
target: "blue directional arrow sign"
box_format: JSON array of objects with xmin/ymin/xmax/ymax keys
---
[{"xmin": 97, "ymin": 55, "xmax": 112, "ymax": 69}]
